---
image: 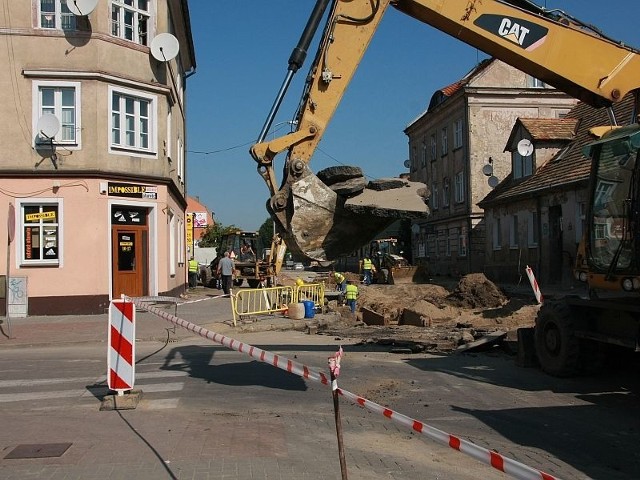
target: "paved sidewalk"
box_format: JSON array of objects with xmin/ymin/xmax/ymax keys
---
[{"xmin": 0, "ymin": 287, "xmax": 336, "ymax": 348}]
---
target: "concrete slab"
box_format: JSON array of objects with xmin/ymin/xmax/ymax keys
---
[
  {"xmin": 99, "ymin": 389, "xmax": 143, "ymax": 411},
  {"xmin": 345, "ymin": 180, "xmax": 429, "ymax": 218}
]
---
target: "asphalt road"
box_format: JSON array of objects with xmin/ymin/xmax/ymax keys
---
[{"xmin": 2, "ymin": 322, "xmax": 640, "ymax": 480}]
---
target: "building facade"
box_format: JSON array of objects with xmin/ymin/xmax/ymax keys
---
[
  {"xmin": 479, "ymin": 95, "xmax": 635, "ymax": 286},
  {"xmin": 0, "ymin": 0, "xmax": 196, "ymax": 315},
  {"xmin": 404, "ymin": 59, "xmax": 578, "ymax": 278}
]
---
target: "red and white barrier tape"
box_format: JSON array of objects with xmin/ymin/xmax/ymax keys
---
[
  {"xmin": 525, "ymin": 265, "xmax": 544, "ymax": 304},
  {"xmin": 128, "ymin": 296, "xmax": 560, "ymax": 480}
]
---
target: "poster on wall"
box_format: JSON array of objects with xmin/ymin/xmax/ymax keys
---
[{"xmin": 193, "ymin": 212, "xmax": 208, "ymax": 228}]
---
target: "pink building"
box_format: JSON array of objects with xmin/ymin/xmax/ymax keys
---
[{"xmin": 0, "ymin": 1, "xmax": 196, "ymax": 315}]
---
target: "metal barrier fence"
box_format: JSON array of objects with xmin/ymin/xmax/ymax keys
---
[
  {"xmin": 231, "ymin": 283, "xmax": 326, "ymax": 326},
  {"xmin": 293, "ymin": 282, "xmax": 325, "ymax": 306},
  {"xmin": 231, "ymin": 285, "xmax": 294, "ymax": 326}
]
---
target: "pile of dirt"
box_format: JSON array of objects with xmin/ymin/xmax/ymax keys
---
[
  {"xmin": 323, "ymin": 273, "xmax": 538, "ymax": 352},
  {"xmin": 445, "ymin": 273, "xmax": 508, "ymax": 309}
]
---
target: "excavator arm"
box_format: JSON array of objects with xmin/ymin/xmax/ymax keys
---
[{"xmin": 251, "ymin": 0, "xmax": 640, "ymax": 263}]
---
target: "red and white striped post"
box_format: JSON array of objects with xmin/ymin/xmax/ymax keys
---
[
  {"xmin": 525, "ymin": 265, "xmax": 544, "ymax": 304},
  {"xmin": 108, "ymin": 299, "xmax": 136, "ymax": 393}
]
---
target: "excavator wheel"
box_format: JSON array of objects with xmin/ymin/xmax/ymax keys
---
[{"xmin": 534, "ymin": 301, "xmax": 580, "ymax": 377}]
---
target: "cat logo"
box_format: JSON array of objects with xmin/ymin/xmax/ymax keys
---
[
  {"xmin": 474, "ymin": 14, "xmax": 548, "ymax": 51},
  {"xmin": 498, "ymin": 18, "xmax": 530, "ymax": 46}
]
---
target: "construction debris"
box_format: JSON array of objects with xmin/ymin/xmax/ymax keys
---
[{"xmin": 322, "ymin": 274, "xmax": 539, "ymax": 354}]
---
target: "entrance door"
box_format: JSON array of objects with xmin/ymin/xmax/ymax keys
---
[
  {"xmin": 548, "ymin": 205, "xmax": 563, "ymax": 283},
  {"xmin": 112, "ymin": 225, "xmax": 148, "ymax": 298}
]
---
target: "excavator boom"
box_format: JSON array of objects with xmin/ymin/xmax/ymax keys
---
[{"xmin": 251, "ymin": 0, "xmax": 640, "ymax": 263}]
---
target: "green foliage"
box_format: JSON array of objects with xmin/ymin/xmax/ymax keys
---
[
  {"xmin": 198, "ymin": 222, "xmax": 240, "ymax": 248},
  {"xmin": 258, "ymin": 217, "xmax": 274, "ymax": 248}
]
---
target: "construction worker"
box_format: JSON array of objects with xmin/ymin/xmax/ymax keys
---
[
  {"xmin": 345, "ymin": 280, "xmax": 358, "ymax": 313},
  {"xmin": 188, "ymin": 257, "xmax": 199, "ymax": 288},
  {"xmin": 332, "ymin": 270, "xmax": 346, "ymax": 292},
  {"xmin": 362, "ymin": 255, "xmax": 373, "ymax": 285}
]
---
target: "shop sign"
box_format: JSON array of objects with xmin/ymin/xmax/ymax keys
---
[
  {"xmin": 108, "ymin": 182, "xmax": 158, "ymax": 199},
  {"xmin": 25, "ymin": 211, "xmax": 56, "ymax": 222},
  {"xmin": 112, "ymin": 208, "xmax": 147, "ymax": 225}
]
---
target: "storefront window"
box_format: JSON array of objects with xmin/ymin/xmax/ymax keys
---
[{"xmin": 20, "ymin": 202, "xmax": 60, "ymax": 265}]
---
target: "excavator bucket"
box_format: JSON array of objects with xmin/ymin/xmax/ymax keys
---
[
  {"xmin": 269, "ymin": 165, "xmax": 429, "ymax": 262},
  {"xmin": 388, "ymin": 266, "xmax": 420, "ymax": 285}
]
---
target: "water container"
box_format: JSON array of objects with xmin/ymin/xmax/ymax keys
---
[
  {"xmin": 287, "ymin": 303, "xmax": 305, "ymax": 320},
  {"xmin": 303, "ymin": 300, "xmax": 316, "ymax": 319}
]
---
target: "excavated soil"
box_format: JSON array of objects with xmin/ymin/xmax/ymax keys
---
[{"xmin": 320, "ymin": 273, "xmax": 540, "ymax": 353}]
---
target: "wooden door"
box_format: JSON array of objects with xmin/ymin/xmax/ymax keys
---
[{"xmin": 112, "ymin": 225, "xmax": 148, "ymax": 298}]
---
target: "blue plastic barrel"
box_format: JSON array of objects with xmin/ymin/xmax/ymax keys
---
[{"xmin": 303, "ymin": 300, "xmax": 315, "ymax": 319}]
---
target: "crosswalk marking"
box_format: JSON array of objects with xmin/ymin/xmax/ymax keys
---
[
  {"xmin": 0, "ymin": 376, "xmax": 97, "ymax": 388},
  {"xmin": 0, "ymin": 370, "xmax": 188, "ymax": 406}
]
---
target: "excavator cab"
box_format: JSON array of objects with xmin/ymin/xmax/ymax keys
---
[{"xmin": 576, "ymin": 125, "xmax": 640, "ymax": 292}]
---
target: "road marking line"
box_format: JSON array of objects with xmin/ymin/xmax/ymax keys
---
[{"xmin": 140, "ymin": 398, "xmax": 180, "ymax": 410}]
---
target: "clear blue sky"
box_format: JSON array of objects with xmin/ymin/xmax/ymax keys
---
[{"xmin": 186, "ymin": 1, "xmax": 638, "ymax": 231}]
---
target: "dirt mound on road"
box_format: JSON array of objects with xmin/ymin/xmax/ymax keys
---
[
  {"xmin": 445, "ymin": 273, "xmax": 508, "ymax": 309},
  {"xmin": 324, "ymin": 273, "xmax": 535, "ymax": 352}
]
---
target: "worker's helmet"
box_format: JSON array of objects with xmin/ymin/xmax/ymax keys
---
[{"xmin": 295, "ymin": 278, "xmax": 304, "ymax": 287}]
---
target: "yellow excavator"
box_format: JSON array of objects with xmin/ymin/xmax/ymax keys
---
[{"xmin": 252, "ymin": 0, "xmax": 640, "ymax": 376}]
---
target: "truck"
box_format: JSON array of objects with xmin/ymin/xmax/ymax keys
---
[{"xmin": 250, "ymin": 0, "xmax": 640, "ymax": 376}]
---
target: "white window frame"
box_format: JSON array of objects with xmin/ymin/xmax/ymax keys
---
[
  {"xmin": 530, "ymin": 76, "xmax": 546, "ymax": 88},
  {"xmin": 38, "ymin": 0, "xmax": 76, "ymax": 30},
  {"xmin": 166, "ymin": 106, "xmax": 173, "ymax": 162},
  {"xmin": 176, "ymin": 70, "xmax": 184, "ymax": 106},
  {"xmin": 527, "ymin": 211, "xmax": 539, "ymax": 247},
  {"xmin": 16, "ymin": 198, "xmax": 63, "ymax": 266},
  {"xmin": 453, "ymin": 118, "xmax": 463, "ymax": 149},
  {"xmin": 459, "ymin": 231, "xmax": 467, "ymax": 257},
  {"xmin": 109, "ymin": 85, "xmax": 157, "ymax": 156},
  {"xmin": 110, "ymin": 0, "xmax": 151, "ymax": 46},
  {"xmin": 493, "ymin": 216, "xmax": 502, "ymax": 250},
  {"xmin": 454, "ymin": 171, "xmax": 465, "ymax": 203},
  {"xmin": 177, "ymin": 137, "xmax": 184, "ymax": 183},
  {"xmin": 594, "ymin": 180, "xmax": 614, "ymax": 208},
  {"xmin": 431, "ymin": 183, "xmax": 439, "ymax": 210},
  {"xmin": 32, "ymin": 80, "xmax": 82, "ymax": 148},
  {"xmin": 169, "ymin": 210, "xmax": 176, "ymax": 276},
  {"xmin": 509, "ymin": 214, "xmax": 519, "ymax": 249},
  {"xmin": 441, "ymin": 126, "xmax": 448, "ymax": 156},
  {"xmin": 177, "ymin": 217, "xmax": 185, "ymax": 264}
]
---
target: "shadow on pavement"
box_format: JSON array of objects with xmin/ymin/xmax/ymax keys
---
[
  {"xmin": 406, "ymin": 353, "xmax": 640, "ymax": 480},
  {"xmin": 160, "ymin": 345, "xmax": 308, "ymax": 391}
]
